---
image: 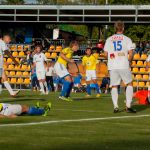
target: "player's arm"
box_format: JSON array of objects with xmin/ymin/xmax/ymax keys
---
[
  {"xmin": 128, "ymin": 50, "xmax": 133, "ymax": 64},
  {"xmin": 59, "ymin": 52, "xmax": 74, "ymax": 63},
  {"xmin": 102, "ymin": 39, "xmax": 109, "ymax": 59},
  {"xmin": 4, "ymin": 50, "xmax": 19, "ymax": 66},
  {"xmin": 0, "ymin": 114, "xmax": 17, "ymax": 118}
]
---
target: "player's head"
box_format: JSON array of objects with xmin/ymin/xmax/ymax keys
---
[
  {"xmin": 3, "ymin": 34, "xmax": 11, "ymax": 44},
  {"xmin": 35, "ymin": 45, "xmax": 42, "ymax": 53},
  {"xmin": 85, "ymin": 47, "xmax": 92, "ymax": 56},
  {"xmin": 114, "ymin": 20, "xmax": 124, "ymax": 33},
  {"xmin": 70, "ymin": 40, "xmax": 79, "ymax": 52}
]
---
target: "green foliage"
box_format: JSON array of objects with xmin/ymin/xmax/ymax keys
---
[{"xmin": 4, "ymin": 0, "xmax": 24, "ymax": 4}]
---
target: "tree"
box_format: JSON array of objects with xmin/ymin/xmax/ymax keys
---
[{"xmin": 4, "ymin": 0, "xmax": 24, "ymax": 4}]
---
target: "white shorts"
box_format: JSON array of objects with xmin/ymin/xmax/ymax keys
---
[
  {"xmin": 54, "ymin": 62, "xmax": 70, "ymax": 78},
  {"xmin": 109, "ymin": 69, "xmax": 132, "ymax": 86},
  {"xmin": 86, "ymin": 70, "xmax": 97, "ymax": 81},
  {"xmin": 1, "ymin": 105, "xmax": 22, "ymax": 116},
  {"xmin": 36, "ymin": 70, "xmax": 46, "ymax": 80}
]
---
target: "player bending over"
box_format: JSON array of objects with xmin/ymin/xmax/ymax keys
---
[
  {"xmin": 0, "ymin": 102, "xmax": 51, "ymax": 118},
  {"xmin": 0, "ymin": 35, "xmax": 20, "ymax": 96},
  {"xmin": 54, "ymin": 41, "xmax": 79, "ymax": 101},
  {"xmin": 104, "ymin": 21, "xmax": 136, "ymax": 113},
  {"xmin": 33, "ymin": 45, "xmax": 49, "ymax": 95},
  {"xmin": 82, "ymin": 47, "xmax": 100, "ymax": 98}
]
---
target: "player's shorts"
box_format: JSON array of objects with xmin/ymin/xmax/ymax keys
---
[
  {"xmin": 36, "ymin": 70, "xmax": 46, "ymax": 80},
  {"xmin": 86, "ymin": 70, "xmax": 97, "ymax": 81},
  {"xmin": 54, "ymin": 62, "xmax": 70, "ymax": 78},
  {"xmin": 0, "ymin": 68, "xmax": 3, "ymax": 77},
  {"xmin": 1, "ymin": 105, "xmax": 22, "ymax": 116},
  {"xmin": 109, "ymin": 69, "xmax": 132, "ymax": 86}
]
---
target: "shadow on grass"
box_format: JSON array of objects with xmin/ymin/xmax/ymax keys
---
[
  {"xmin": 73, "ymin": 97, "xmax": 99, "ymax": 101},
  {"xmin": 132, "ymin": 104, "xmax": 150, "ymax": 112}
]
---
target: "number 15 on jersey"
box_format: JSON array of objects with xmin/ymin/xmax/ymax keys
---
[{"xmin": 113, "ymin": 41, "xmax": 122, "ymax": 51}]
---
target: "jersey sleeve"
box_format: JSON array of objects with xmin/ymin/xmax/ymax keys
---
[
  {"xmin": 104, "ymin": 39, "xmax": 109, "ymax": 52},
  {"xmin": 61, "ymin": 48, "xmax": 69, "ymax": 55},
  {"xmin": 146, "ymin": 55, "xmax": 150, "ymax": 62},
  {"xmin": 1, "ymin": 41, "xmax": 9, "ymax": 52},
  {"xmin": 42, "ymin": 53, "xmax": 47, "ymax": 61},
  {"xmin": 33, "ymin": 55, "xmax": 36, "ymax": 63},
  {"xmin": 127, "ymin": 38, "xmax": 133, "ymax": 51}
]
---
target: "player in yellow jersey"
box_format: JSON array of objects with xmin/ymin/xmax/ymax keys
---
[
  {"xmin": 54, "ymin": 41, "xmax": 79, "ymax": 101},
  {"xmin": 82, "ymin": 48, "xmax": 100, "ymax": 98}
]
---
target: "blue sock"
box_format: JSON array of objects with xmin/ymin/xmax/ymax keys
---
[
  {"xmin": 28, "ymin": 107, "xmax": 45, "ymax": 115},
  {"xmin": 86, "ymin": 84, "xmax": 91, "ymax": 95},
  {"xmin": 95, "ymin": 84, "xmax": 100, "ymax": 94},
  {"xmin": 60, "ymin": 80, "xmax": 71, "ymax": 97},
  {"xmin": 66, "ymin": 82, "xmax": 73, "ymax": 97}
]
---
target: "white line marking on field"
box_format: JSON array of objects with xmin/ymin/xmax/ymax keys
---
[{"xmin": 0, "ymin": 114, "xmax": 150, "ymax": 127}]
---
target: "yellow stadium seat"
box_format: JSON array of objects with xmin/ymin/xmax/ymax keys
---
[
  {"xmin": 45, "ymin": 52, "xmax": 51, "ymax": 58},
  {"xmin": 99, "ymin": 63, "xmax": 108, "ymax": 75},
  {"xmin": 23, "ymin": 72, "xmax": 29, "ymax": 76},
  {"xmin": 15, "ymin": 65, "xmax": 21, "ymax": 70},
  {"xmin": 133, "ymin": 82, "xmax": 138, "ymax": 87},
  {"xmin": 10, "ymin": 78, "xmax": 16, "ymax": 84},
  {"xmin": 49, "ymin": 45, "xmax": 55, "ymax": 51},
  {"xmin": 7, "ymin": 78, "xmax": 10, "ymax": 82},
  {"xmin": 5, "ymin": 71, "xmax": 9, "ymax": 76},
  {"xmin": 24, "ymin": 78, "xmax": 30, "ymax": 84},
  {"xmin": 17, "ymin": 78, "xmax": 23, "ymax": 84},
  {"xmin": 9, "ymin": 71, "xmax": 15, "ymax": 76},
  {"xmin": 138, "ymin": 82, "xmax": 145, "ymax": 87},
  {"xmin": 27, "ymin": 65, "xmax": 31, "ymax": 70},
  {"xmin": 135, "ymin": 74, "xmax": 142, "ymax": 80},
  {"xmin": 19, "ymin": 51, "xmax": 25, "ymax": 57},
  {"xmin": 136, "ymin": 61, "xmax": 143, "ymax": 66},
  {"xmin": 133, "ymin": 54, "xmax": 140, "ymax": 60},
  {"xmin": 143, "ymin": 61, "xmax": 147, "ymax": 67},
  {"xmin": 132, "ymin": 74, "xmax": 134, "ymax": 79},
  {"xmin": 10, "ymin": 45, "xmax": 17, "ymax": 51},
  {"xmin": 3, "ymin": 58, "xmax": 6, "ymax": 62},
  {"xmin": 146, "ymin": 82, "xmax": 149, "ymax": 87},
  {"xmin": 56, "ymin": 46, "xmax": 62, "ymax": 51},
  {"xmin": 16, "ymin": 71, "xmax": 22, "ymax": 76},
  {"xmin": 4, "ymin": 65, "xmax": 7, "ymax": 70},
  {"xmin": 141, "ymin": 54, "xmax": 147, "ymax": 60},
  {"xmin": 132, "ymin": 61, "xmax": 136, "ymax": 66},
  {"xmin": 143, "ymin": 75, "xmax": 149, "ymax": 80},
  {"xmin": 148, "ymin": 68, "xmax": 150, "ymax": 73},
  {"xmin": 15, "ymin": 58, "xmax": 20, "ymax": 63},
  {"xmin": 12, "ymin": 51, "xmax": 18, "ymax": 57},
  {"xmin": 17, "ymin": 45, "xmax": 23, "ymax": 51},
  {"xmin": 132, "ymin": 68, "xmax": 139, "ymax": 73},
  {"xmin": 7, "ymin": 58, "xmax": 13, "ymax": 63},
  {"xmin": 50, "ymin": 53, "xmax": 57, "ymax": 58},
  {"xmin": 24, "ymin": 45, "xmax": 30, "ymax": 50},
  {"xmin": 21, "ymin": 65, "xmax": 27, "ymax": 70},
  {"xmin": 8, "ymin": 64, "xmax": 14, "ymax": 70},
  {"xmin": 140, "ymin": 68, "xmax": 146, "ymax": 73}
]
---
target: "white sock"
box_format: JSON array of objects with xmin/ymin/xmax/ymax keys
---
[
  {"xmin": 4, "ymin": 81, "xmax": 14, "ymax": 95},
  {"xmin": 39, "ymin": 82, "xmax": 45, "ymax": 93},
  {"xmin": 126, "ymin": 86, "xmax": 133, "ymax": 108},
  {"xmin": 111, "ymin": 88, "xmax": 118, "ymax": 108},
  {"xmin": 44, "ymin": 81, "xmax": 48, "ymax": 91},
  {"xmin": 0, "ymin": 84, "xmax": 2, "ymax": 94}
]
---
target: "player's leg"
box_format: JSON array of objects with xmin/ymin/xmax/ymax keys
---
[
  {"xmin": 0, "ymin": 68, "xmax": 2, "ymax": 94},
  {"xmin": 37, "ymin": 71, "xmax": 45, "ymax": 94},
  {"xmin": 49, "ymin": 76, "xmax": 55, "ymax": 92},
  {"xmin": 2, "ymin": 71, "xmax": 19, "ymax": 96},
  {"xmin": 65, "ymin": 75, "xmax": 73, "ymax": 98},
  {"xmin": 120, "ymin": 69, "xmax": 136, "ymax": 113},
  {"xmin": 86, "ymin": 70, "xmax": 92, "ymax": 96},
  {"xmin": 110, "ymin": 70, "xmax": 121, "ymax": 112}
]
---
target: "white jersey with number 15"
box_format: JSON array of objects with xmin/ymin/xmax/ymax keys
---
[{"xmin": 104, "ymin": 34, "xmax": 133, "ymax": 70}]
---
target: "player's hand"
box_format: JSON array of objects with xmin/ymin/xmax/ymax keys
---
[{"xmin": 69, "ymin": 59, "xmax": 74, "ymax": 63}]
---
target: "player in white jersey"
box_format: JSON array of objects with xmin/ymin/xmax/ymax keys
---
[
  {"xmin": 33, "ymin": 45, "xmax": 49, "ymax": 94},
  {"xmin": 146, "ymin": 55, "xmax": 150, "ymax": 71},
  {"xmin": 0, "ymin": 102, "xmax": 51, "ymax": 118},
  {"xmin": 104, "ymin": 21, "xmax": 136, "ymax": 113},
  {"xmin": 0, "ymin": 35, "xmax": 20, "ymax": 96}
]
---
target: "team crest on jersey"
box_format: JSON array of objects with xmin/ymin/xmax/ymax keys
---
[{"xmin": 110, "ymin": 53, "xmax": 115, "ymax": 59}]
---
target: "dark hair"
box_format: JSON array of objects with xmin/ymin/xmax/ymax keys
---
[
  {"xmin": 85, "ymin": 47, "xmax": 92, "ymax": 51},
  {"xmin": 69, "ymin": 40, "xmax": 79, "ymax": 48},
  {"xmin": 35, "ymin": 45, "xmax": 43, "ymax": 51},
  {"xmin": 114, "ymin": 20, "xmax": 124, "ymax": 32}
]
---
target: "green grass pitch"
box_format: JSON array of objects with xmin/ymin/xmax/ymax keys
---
[{"xmin": 0, "ymin": 90, "xmax": 150, "ymax": 150}]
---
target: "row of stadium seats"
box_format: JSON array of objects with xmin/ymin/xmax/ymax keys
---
[
  {"xmin": 45, "ymin": 52, "xmax": 58, "ymax": 58},
  {"xmin": 132, "ymin": 61, "xmax": 150, "ymax": 66},
  {"xmin": 5, "ymin": 71, "xmax": 30, "ymax": 77},
  {"xmin": 49, "ymin": 45, "xmax": 62, "ymax": 51},
  {"xmin": 132, "ymin": 67, "xmax": 150, "ymax": 73},
  {"xmin": 133, "ymin": 81, "xmax": 149, "ymax": 87},
  {"xmin": 9, "ymin": 45, "xmax": 30, "ymax": 51},
  {"xmin": 133, "ymin": 54, "xmax": 148, "ymax": 60},
  {"xmin": 133, "ymin": 74, "xmax": 149, "ymax": 80},
  {"xmin": 8, "ymin": 78, "xmax": 30, "ymax": 84},
  {"xmin": 4, "ymin": 58, "xmax": 23, "ymax": 63},
  {"xmin": 4, "ymin": 64, "xmax": 30, "ymax": 71}
]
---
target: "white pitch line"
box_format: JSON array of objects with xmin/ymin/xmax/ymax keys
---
[{"xmin": 0, "ymin": 114, "xmax": 150, "ymax": 127}]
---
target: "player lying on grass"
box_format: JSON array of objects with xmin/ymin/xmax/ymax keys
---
[
  {"xmin": 54, "ymin": 41, "xmax": 79, "ymax": 101},
  {"xmin": 82, "ymin": 47, "xmax": 101, "ymax": 98},
  {"xmin": 104, "ymin": 20, "xmax": 136, "ymax": 113},
  {"xmin": 0, "ymin": 102, "xmax": 51, "ymax": 118}
]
